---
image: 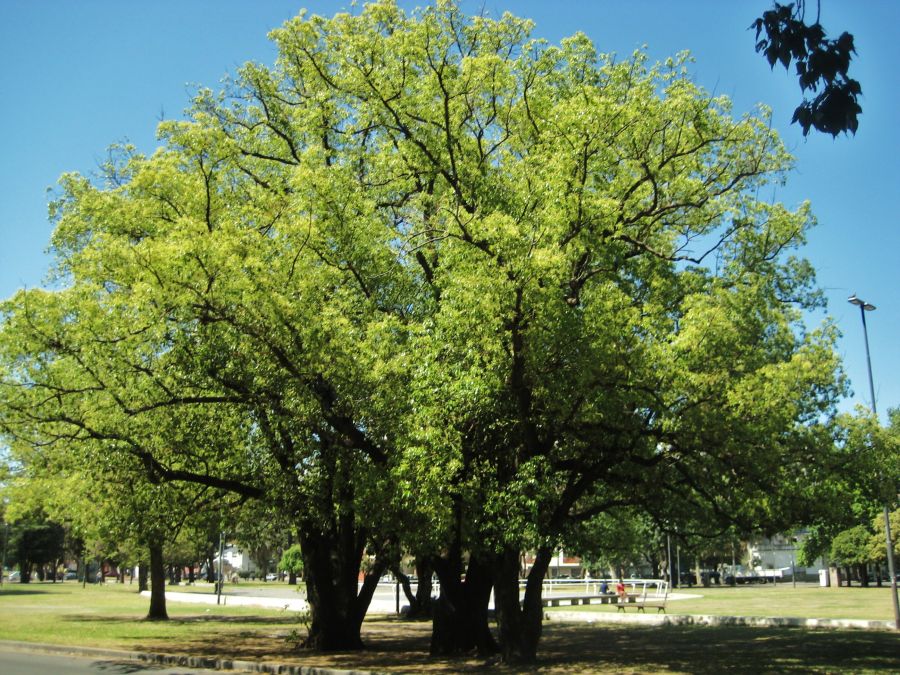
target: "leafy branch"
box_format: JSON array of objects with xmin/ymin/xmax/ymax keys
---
[{"xmin": 752, "ymin": 1, "xmax": 861, "ymax": 137}]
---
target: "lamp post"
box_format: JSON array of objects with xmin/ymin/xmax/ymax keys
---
[
  {"xmin": 1, "ymin": 498, "xmax": 8, "ymax": 587},
  {"xmin": 216, "ymin": 532, "xmax": 225, "ymax": 606},
  {"xmin": 790, "ymin": 536, "xmax": 797, "ymax": 589},
  {"xmin": 847, "ymin": 294, "xmax": 899, "ymax": 629},
  {"xmin": 1, "ymin": 519, "xmax": 7, "ymax": 587}
]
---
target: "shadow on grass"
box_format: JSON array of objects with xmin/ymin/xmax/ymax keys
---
[
  {"xmin": 33, "ymin": 615, "xmax": 900, "ymax": 673},
  {"xmin": 0, "ymin": 587, "xmax": 57, "ymax": 597},
  {"xmin": 134, "ymin": 620, "xmax": 900, "ymax": 674},
  {"xmin": 539, "ymin": 623, "xmax": 900, "ymax": 674},
  {"xmin": 61, "ymin": 613, "xmax": 300, "ymax": 625}
]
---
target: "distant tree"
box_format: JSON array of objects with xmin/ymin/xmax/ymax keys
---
[
  {"xmin": 867, "ymin": 509, "xmax": 900, "ymax": 575},
  {"xmin": 8, "ymin": 518, "xmax": 65, "ymax": 582},
  {"xmin": 568, "ymin": 509, "xmax": 658, "ymax": 579},
  {"xmin": 797, "ymin": 410, "xmax": 897, "ymax": 569},
  {"xmin": 830, "ymin": 524, "xmax": 873, "ymax": 586},
  {"xmin": 752, "ymin": 1, "xmax": 861, "ymax": 136},
  {"xmin": 279, "ymin": 544, "xmax": 304, "ymax": 579}
]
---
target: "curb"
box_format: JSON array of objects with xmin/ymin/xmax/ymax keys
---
[
  {"xmin": 544, "ymin": 611, "xmax": 897, "ymax": 631},
  {"xmin": 0, "ymin": 640, "xmax": 381, "ymax": 675}
]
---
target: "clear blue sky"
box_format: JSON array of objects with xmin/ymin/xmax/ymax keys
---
[{"xmin": 1, "ymin": 1, "xmax": 897, "ymax": 421}]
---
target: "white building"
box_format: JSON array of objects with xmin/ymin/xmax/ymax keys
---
[
  {"xmin": 216, "ymin": 545, "xmax": 258, "ymax": 575},
  {"xmin": 746, "ymin": 532, "xmax": 823, "ymax": 579}
]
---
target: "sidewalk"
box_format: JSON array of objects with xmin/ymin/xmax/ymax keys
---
[
  {"xmin": 140, "ymin": 589, "xmax": 399, "ymax": 614},
  {"xmin": 545, "ymin": 608, "xmax": 896, "ymax": 631},
  {"xmin": 155, "ymin": 588, "xmax": 897, "ymax": 631},
  {"xmin": 0, "ymin": 639, "xmax": 377, "ymax": 675}
]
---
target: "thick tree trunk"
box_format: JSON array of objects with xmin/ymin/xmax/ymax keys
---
[
  {"xmin": 493, "ymin": 544, "xmax": 552, "ymax": 664},
  {"xmin": 414, "ymin": 557, "xmax": 435, "ymax": 614},
  {"xmin": 146, "ymin": 540, "xmax": 168, "ymax": 620},
  {"xmin": 430, "ymin": 552, "xmax": 497, "ymax": 656},
  {"xmin": 298, "ymin": 525, "xmax": 385, "ymax": 650}
]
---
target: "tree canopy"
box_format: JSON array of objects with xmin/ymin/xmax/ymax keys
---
[{"xmin": 0, "ymin": 0, "xmax": 851, "ymax": 662}]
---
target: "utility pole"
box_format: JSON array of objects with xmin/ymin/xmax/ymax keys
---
[
  {"xmin": 216, "ymin": 532, "xmax": 225, "ymax": 606},
  {"xmin": 848, "ymin": 295, "xmax": 899, "ymax": 629}
]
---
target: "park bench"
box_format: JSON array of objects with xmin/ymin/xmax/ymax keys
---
[
  {"xmin": 536, "ymin": 579, "xmax": 666, "ymax": 609},
  {"xmin": 617, "ymin": 581, "xmax": 669, "ymax": 613}
]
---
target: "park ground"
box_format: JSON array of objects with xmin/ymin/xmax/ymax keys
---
[{"xmin": 0, "ymin": 581, "xmax": 898, "ymax": 673}]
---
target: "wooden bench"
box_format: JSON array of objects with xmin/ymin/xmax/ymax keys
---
[{"xmin": 617, "ymin": 582, "xmax": 668, "ymax": 613}]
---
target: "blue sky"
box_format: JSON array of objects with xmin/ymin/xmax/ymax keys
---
[{"xmin": 1, "ymin": 1, "xmax": 897, "ymax": 421}]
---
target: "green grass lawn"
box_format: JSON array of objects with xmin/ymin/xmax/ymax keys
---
[
  {"xmin": 1, "ymin": 581, "xmax": 898, "ymax": 673},
  {"xmin": 548, "ymin": 583, "xmax": 898, "ymax": 621},
  {"xmin": 0, "ymin": 581, "xmax": 298, "ymax": 650}
]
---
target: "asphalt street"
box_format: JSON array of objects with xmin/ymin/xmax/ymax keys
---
[{"xmin": 0, "ymin": 647, "xmax": 241, "ymax": 675}]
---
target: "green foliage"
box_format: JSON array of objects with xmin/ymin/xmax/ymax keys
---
[
  {"xmin": 752, "ymin": 1, "xmax": 861, "ymax": 136},
  {"xmin": 0, "ymin": 0, "xmax": 855, "ymax": 655},
  {"xmin": 278, "ymin": 544, "xmax": 304, "ymax": 576},
  {"xmin": 796, "ymin": 409, "xmax": 899, "ymax": 566},
  {"xmin": 7, "ymin": 517, "xmax": 66, "ymax": 579},
  {"xmin": 567, "ymin": 509, "xmax": 659, "ymax": 576},
  {"xmin": 829, "ymin": 525, "xmax": 873, "ymax": 567},
  {"xmin": 867, "ymin": 509, "xmax": 900, "ymax": 564}
]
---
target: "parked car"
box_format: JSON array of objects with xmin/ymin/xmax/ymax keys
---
[
  {"xmin": 265, "ymin": 572, "xmax": 278, "ymax": 581},
  {"xmin": 700, "ymin": 570, "xmax": 720, "ymax": 585},
  {"xmin": 724, "ymin": 573, "xmax": 767, "ymax": 585}
]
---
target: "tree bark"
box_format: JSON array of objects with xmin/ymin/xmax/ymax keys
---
[
  {"xmin": 297, "ymin": 525, "xmax": 385, "ymax": 650},
  {"xmin": 430, "ymin": 551, "xmax": 497, "ymax": 656},
  {"xmin": 146, "ymin": 539, "xmax": 168, "ymax": 620},
  {"xmin": 205, "ymin": 553, "xmax": 216, "ymax": 583},
  {"xmin": 138, "ymin": 561, "xmax": 148, "ymax": 592},
  {"xmin": 414, "ymin": 557, "xmax": 435, "ymax": 614},
  {"xmin": 394, "ymin": 556, "xmax": 435, "ymax": 618},
  {"xmin": 493, "ymin": 544, "xmax": 552, "ymax": 664}
]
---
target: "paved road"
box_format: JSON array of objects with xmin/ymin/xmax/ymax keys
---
[
  {"xmin": 0, "ymin": 647, "xmax": 239, "ymax": 674},
  {"xmin": 167, "ymin": 582, "xmax": 405, "ymax": 613}
]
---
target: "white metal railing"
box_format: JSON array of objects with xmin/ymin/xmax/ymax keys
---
[
  {"xmin": 373, "ymin": 576, "xmax": 668, "ymax": 598},
  {"xmin": 521, "ymin": 577, "xmax": 667, "ymax": 597}
]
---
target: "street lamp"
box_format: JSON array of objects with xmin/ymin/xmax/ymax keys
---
[
  {"xmin": 847, "ymin": 294, "xmax": 900, "ymax": 629},
  {"xmin": 1, "ymin": 497, "xmax": 8, "ymax": 587},
  {"xmin": 790, "ymin": 536, "xmax": 797, "ymax": 589}
]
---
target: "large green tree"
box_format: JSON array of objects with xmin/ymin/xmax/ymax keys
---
[{"xmin": 0, "ymin": 0, "xmax": 847, "ymax": 662}]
